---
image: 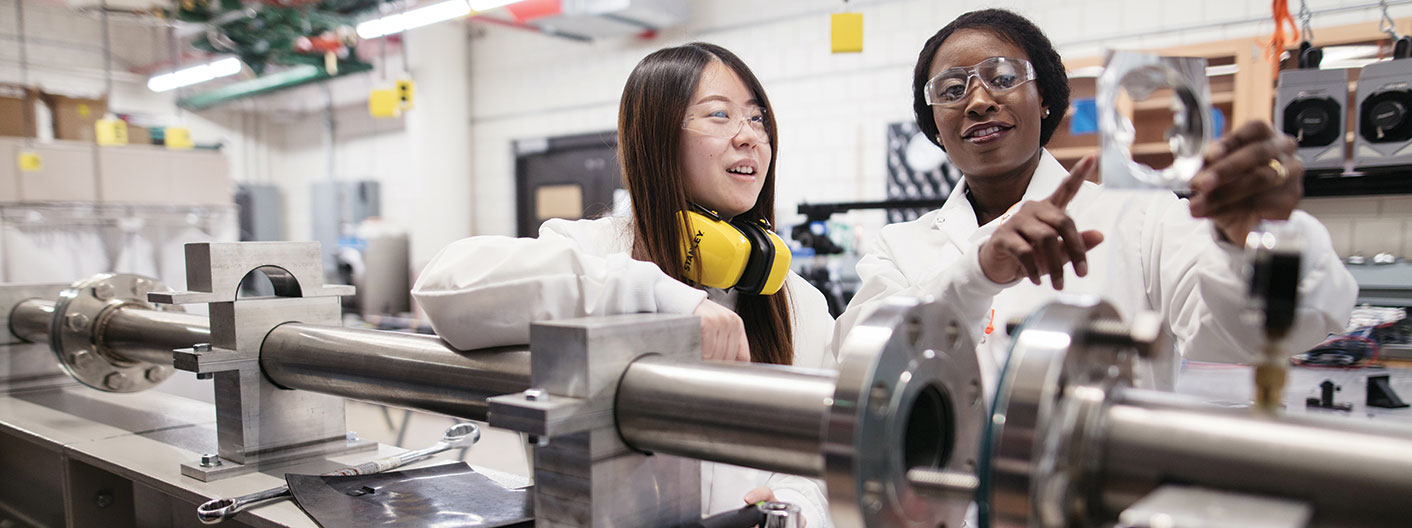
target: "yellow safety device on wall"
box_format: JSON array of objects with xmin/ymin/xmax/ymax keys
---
[
  {"xmin": 679, "ymin": 205, "xmax": 791, "ymax": 296},
  {"xmin": 396, "ymin": 79, "xmax": 415, "ymax": 110},
  {"xmin": 369, "ymin": 89, "xmax": 401, "ymax": 117},
  {"xmin": 370, "ymin": 79, "xmax": 416, "ymax": 118},
  {"xmin": 165, "ymin": 127, "xmax": 194, "ymax": 150},
  {"xmin": 95, "ymin": 117, "xmax": 129, "ymax": 146}
]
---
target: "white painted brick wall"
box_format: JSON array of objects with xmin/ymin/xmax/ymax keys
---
[
  {"xmin": 9, "ymin": 0, "xmax": 1411, "ymax": 257},
  {"xmin": 1300, "ymin": 195, "xmax": 1412, "ymax": 259},
  {"xmin": 460, "ymin": 0, "xmax": 1412, "ymax": 255}
]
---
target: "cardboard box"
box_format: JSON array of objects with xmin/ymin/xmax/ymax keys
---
[
  {"xmin": 127, "ymin": 124, "xmax": 152, "ymax": 145},
  {"xmin": 41, "ymin": 93, "xmax": 107, "ymax": 142},
  {"xmin": 0, "ymin": 84, "xmax": 39, "ymax": 138}
]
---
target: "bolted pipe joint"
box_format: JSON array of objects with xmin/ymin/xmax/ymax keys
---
[
  {"xmin": 1084, "ymin": 311, "xmax": 1165, "ymax": 357},
  {"xmin": 40, "ymin": 273, "xmax": 199, "ymax": 393}
]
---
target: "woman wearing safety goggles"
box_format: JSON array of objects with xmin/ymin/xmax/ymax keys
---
[
  {"xmin": 412, "ymin": 42, "xmax": 835, "ymax": 527},
  {"xmin": 834, "ymin": 8, "xmax": 1355, "ymax": 393}
]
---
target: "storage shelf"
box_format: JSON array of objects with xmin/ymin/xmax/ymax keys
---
[
  {"xmin": 1304, "ymin": 166, "xmax": 1412, "ymax": 197},
  {"xmin": 1130, "ymin": 92, "xmax": 1235, "ymax": 111},
  {"xmin": 1048, "ymin": 142, "xmax": 1173, "ymax": 159}
]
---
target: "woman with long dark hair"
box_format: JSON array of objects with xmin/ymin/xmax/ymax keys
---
[{"xmin": 413, "ymin": 42, "xmax": 833, "ymax": 525}]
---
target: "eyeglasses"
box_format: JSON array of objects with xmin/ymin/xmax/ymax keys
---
[
  {"xmin": 682, "ymin": 102, "xmax": 770, "ymax": 141},
  {"xmin": 923, "ymin": 57, "xmax": 1037, "ymax": 107}
]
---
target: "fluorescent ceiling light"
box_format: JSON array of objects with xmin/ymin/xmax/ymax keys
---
[
  {"xmin": 468, "ymin": 0, "xmax": 520, "ymax": 10},
  {"xmin": 1067, "ymin": 64, "xmax": 1237, "ymax": 79},
  {"xmin": 147, "ymin": 57, "xmax": 243, "ymax": 92},
  {"xmin": 1319, "ymin": 44, "xmax": 1381, "ymax": 70},
  {"xmin": 357, "ymin": 0, "xmax": 473, "ymax": 39},
  {"xmin": 1204, "ymin": 64, "xmax": 1238, "ymax": 76},
  {"xmin": 1321, "ymin": 44, "xmax": 1380, "ymax": 63},
  {"xmin": 1322, "ymin": 58, "xmax": 1380, "ymax": 70},
  {"xmin": 1068, "ymin": 66, "xmax": 1104, "ymax": 79}
]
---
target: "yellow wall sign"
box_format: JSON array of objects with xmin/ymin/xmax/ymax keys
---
[
  {"xmin": 17, "ymin": 151, "xmax": 41, "ymax": 172},
  {"xmin": 831, "ymin": 12, "xmax": 863, "ymax": 53}
]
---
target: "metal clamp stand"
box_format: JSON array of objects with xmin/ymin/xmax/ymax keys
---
[
  {"xmin": 148, "ymin": 242, "xmax": 375, "ymax": 481},
  {"xmin": 489, "ymin": 313, "xmax": 705, "ymax": 527}
]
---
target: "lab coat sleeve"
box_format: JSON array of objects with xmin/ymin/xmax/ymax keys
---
[
  {"xmin": 832, "ymin": 231, "xmax": 1012, "ymax": 358},
  {"xmin": 411, "ymin": 224, "xmax": 708, "ymax": 351},
  {"xmin": 1145, "ymin": 202, "xmax": 1356, "ymax": 363},
  {"xmin": 786, "ymin": 273, "xmax": 839, "ymax": 371},
  {"xmin": 767, "ymin": 474, "xmax": 833, "ymax": 528}
]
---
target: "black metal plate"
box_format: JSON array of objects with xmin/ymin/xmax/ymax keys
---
[{"xmin": 286, "ymin": 462, "xmax": 533, "ymax": 527}]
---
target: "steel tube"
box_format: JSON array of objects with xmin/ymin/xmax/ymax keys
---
[
  {"xmin": 260, "ymin": 323, "xmax": 531, "ymax": 421},
  {"xmin": 615, "ymin": 355, "xmax": 837, "ymax": 476},
  {"xmin": 99, "ymin": 307, "xmax": 212, "ymax": 365},
  {"xmin": 1098, "ymin": 389, "xmax": 1412, "ymax": 526},
  {"xmin": 11, "ymin": 299, "xmax": 55, "ymax": 344}
]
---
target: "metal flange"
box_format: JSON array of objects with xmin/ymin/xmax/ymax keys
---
[
  {"xmin": 826, "ymin": 297, "xmax": 986, "ymax": 528},
  {"xmin": 50, "ymin": 273, "xmax": 180, "ymax": 392},
  {"xmin": 980, "ymin": 299, "xmax": 1140, "ymax": 528}
]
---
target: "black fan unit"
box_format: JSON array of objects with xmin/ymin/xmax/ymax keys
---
[
  {"xmin": 1359, "ymin": 89, "xmax": 1412, "ymax": 143},
  {"xmin": 1282, "ymin": 96, "xmax": 1342, "ymax": 147}
]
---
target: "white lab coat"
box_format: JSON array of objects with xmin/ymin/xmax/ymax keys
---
[
  {"xmin": 413, "ymin": 215, "xmax": 837, "ymax": 527},
  {"xmin": 834, "ymin": 150, "xmax": 1357, "ymax": 392}
]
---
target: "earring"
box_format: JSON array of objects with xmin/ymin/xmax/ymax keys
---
[{"xmin": 1043, "ymin": 109, "xmax": 1051, "ymax": 118}]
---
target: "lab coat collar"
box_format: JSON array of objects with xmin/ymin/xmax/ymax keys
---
[{"xmin": 931, "ymin": 149, "xmax": 1069, "ymax": 241}]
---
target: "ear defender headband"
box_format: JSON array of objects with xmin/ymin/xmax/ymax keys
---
[{"xmin": 678, "ymin": 205, "xmax": 791, "ymax": 295}]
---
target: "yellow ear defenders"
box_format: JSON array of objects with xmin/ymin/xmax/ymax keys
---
[{"xmin": 678, "ymin": 205, "xmax": 792, "ymax": 295}]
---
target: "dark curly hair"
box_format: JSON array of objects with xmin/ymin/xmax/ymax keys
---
[{"xmin": 911, "ymin": 8, "xmax": 1069, "ymax": 150}]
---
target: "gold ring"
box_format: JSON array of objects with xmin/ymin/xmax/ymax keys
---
[{"xmin": 1268, "ymin": 158, "xmax": 1288, "ymax": 184}]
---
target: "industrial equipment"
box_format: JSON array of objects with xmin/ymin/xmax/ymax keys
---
[
  {"xmin": 3, "ymin": 240, "xmax": 1412, "ymax": 527},
  {"xmin": 1276, "ymin": 68, "xmax": 1349, "ymax": 174},
  {"xmin": 1352, "ymin": 53, "xmax": 1412, "ymax": 172},
  {"xmin": 0, "ymin": 241, "xmax": 982, "ymax": 527},
  {"xmin": 978, "ymin": 299, "xmax": 1412, "ymax": 527}
]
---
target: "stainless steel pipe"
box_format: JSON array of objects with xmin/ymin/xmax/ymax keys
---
[
  {"xmin": 1099, "ymin": 389, "xmax": 1412, "ymax": 526},
  {"xmin": 11, "ymin": 295, "xmax": 532, "ymax": 420},
  {"xmin": 12, "ymin": 298, "xmax": 211, "ymax": 365},
  {"xmin": 99, "ymin": 306, "xmax": 212, "ymax": 365},
  {"xmin": 17, "ymin": 289, "xmax": 850, "ymax": 480},
  {"xmin": 260, "ymin": 323, "xmax": 531, "ymax": 421},
  {"xmin": 615, "ymin": 355, "xmax": 837, "ymax": 476},
  {"xmin": 11, "ymin": 299, "xmax": 55, "ymax": 344}
]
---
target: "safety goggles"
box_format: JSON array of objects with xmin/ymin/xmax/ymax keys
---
[
  {"xmin": 682, "ymin": 102, "xmax": 770, "ymax": 141},
  {"xmin": 923, "ymin": 57, "xmax": 1037, "ymax": 107}
]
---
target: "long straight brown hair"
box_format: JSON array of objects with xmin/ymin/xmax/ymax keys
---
[{"xmin": 617, "ymin": 42, "xmax": 794, "ymax": 366}]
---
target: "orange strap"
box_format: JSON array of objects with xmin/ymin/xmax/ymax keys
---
[
  {"xmin": 984, "ymin": 309, "xmax": 995, "ymax": 336},
  {"xmin": 1262, "ymin": 0, "xmax": 1302, "ymax": 76}
]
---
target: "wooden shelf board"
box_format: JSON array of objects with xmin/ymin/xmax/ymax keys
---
[{"xmin": 1049, "ymin": 142, "xmax": 1173, "ymax": 159}]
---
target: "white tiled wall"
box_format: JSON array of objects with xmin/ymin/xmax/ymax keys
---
[
  {"xmin": 0, "ymin": 0, "xmax": 279, "ymax": 213},
  {"xmin": 7, "ymin": 0, "xmax": 1412, "ymax": 260},
  {"xmin": 1301, "ymin": 195, "xmax": 1412, "ymax": 259},
  {"xmin": 458, "ymin": 0, "xmax": 1412, "ymax": 246}
]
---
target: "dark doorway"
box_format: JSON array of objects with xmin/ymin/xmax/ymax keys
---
[{"xmin": 515, "ymin": 131, "xmax": 622, "ymax": 237}]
